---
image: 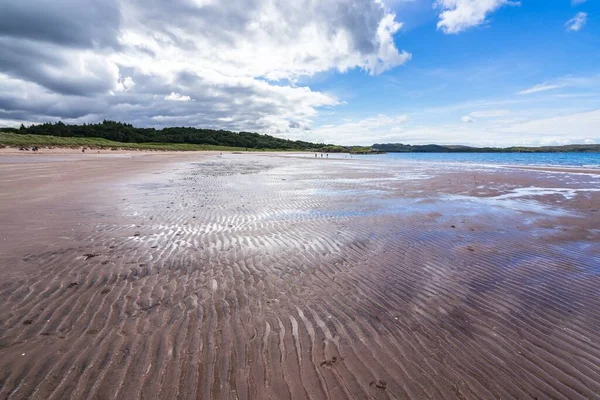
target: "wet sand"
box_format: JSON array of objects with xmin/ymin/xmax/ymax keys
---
[{"xmin": 0, "ymin": 153, "xmax": 599, "ymax": 399}]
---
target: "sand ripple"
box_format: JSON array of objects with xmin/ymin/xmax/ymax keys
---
[{"xmin": 0, "ymin": 155, "xmax": 599, "ymax": 399}]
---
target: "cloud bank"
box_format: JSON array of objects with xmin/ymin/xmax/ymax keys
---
[
  {"xmin": 316, "ymin": 108, "xmax": 600, "ymax": 147},
  {"xmin": 0, "ymin": 0, "xmax": 410, "ymax": 136}
]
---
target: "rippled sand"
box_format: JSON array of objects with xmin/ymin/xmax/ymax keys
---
[{"xmin": 0, "ymin": 153, "xmax": 599, "ymax": 399}]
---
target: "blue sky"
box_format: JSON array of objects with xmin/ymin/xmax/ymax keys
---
[
  {"xmin": 305, "ymin": 0, "xmax": 600, "ymax": 145},
  {"xmin": 0, "ymin": 0, "xmax": 599, "ymax": 146}
]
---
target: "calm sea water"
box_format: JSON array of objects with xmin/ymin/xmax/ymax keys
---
[{"xmin": 344, "ymin": 152, "xmax": 600, "ymax": 168}]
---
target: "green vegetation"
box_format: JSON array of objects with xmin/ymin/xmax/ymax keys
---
[
  {"xmin": 348, "ymin": 146, "xmax": 383, "ymax": 154},
  {"xmin": 312, "ymin": 145, "xmax": 382, "ymax": 154},
  {"xmin": 501, "ymin": 145, "xmax": 600, "ymax": 153},
  {"xmin": 0, "ymin": 132, "xmax": 253, "ymax": 151},
  {"xmin": 2, "ymin": 120, "xmax": 327, "ymax": 151},
  {"xmin": 373, "ymin": 143, "xmax": 600, "ymax": 153}
]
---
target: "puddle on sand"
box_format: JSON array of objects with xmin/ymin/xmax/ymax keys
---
[
  {"xmin": 443, "ymin": 194, "xmax": 578, "ymax": 218},
  {"xmin": 493, "ymin": 187, "xmax": 600, "ymax": 201}
]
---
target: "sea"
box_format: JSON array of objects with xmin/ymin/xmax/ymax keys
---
[{"xmin": 319, "ymin": 152, "xmax": 600, "ymax": 169}]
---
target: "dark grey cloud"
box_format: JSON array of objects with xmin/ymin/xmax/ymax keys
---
[
  {"xmin": 0, "ymin": 0, "xmax": 120, "ymax": 48},
  {"xmin": 0, "ymin": 69, "xmax": 325, "ymax": 133},
  {"xmin": 324, "ymin": 0, "xmax": 384, "ymax": 54},
  {"xmin": 0, "ymin": 38, "xmax": 118, "ymax": 96},
  {"xmin": 0, "ymin": 0, "xmax": 121, "ymax": 97}
]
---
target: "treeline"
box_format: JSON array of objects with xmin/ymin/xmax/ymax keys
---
[
  {"xmin": 3, "ymin": 121, "xmax": 328, "ymax": 150},
  {"xmin": 373, "ymin": 143, "xmax": 600, "ymax": 153}
]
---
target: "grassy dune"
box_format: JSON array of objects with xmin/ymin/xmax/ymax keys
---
[{"xmin": 0, "ymin": 132, "xmax": 261, "ymax": 152}]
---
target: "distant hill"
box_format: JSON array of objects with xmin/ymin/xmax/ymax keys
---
[{"xmin": 373, "ymin": 143, "xmax": 600, "ymax": 153}]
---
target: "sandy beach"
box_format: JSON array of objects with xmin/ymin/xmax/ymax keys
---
[{"xmin": 0, "ymin": 152, "xmax": 599, "ymax": 399}]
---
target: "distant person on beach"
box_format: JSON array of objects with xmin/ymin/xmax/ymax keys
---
[{"xmin": 82, "ymin": 148, "xmax": 85, "ymax": 153}]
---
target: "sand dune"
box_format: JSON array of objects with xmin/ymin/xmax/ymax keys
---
[{"xmin": 0, "ymin": 153, "xmax": 599, "ymax": 399}]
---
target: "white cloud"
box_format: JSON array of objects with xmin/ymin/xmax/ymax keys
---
[
  {"xmin": 435, "ymin": 0, "xmax": 520, "ymax": 34},
  {"xmin": 461, "ymin": 115, "xmax": 474, "ymax": 123},
  {"xmin": 518, "ymin": 83, "xmax": 563, "ymax": 95},
  {"xmin": 116, "ymin": 0, "xmax": 410, "ymax": 80},
  {"xmin": 584, "ymin": 138, "xmax": 596, "ymax": 144},
  {"xmin": 571, "ymin": 0, "xmax": 587, "ymax": 5},
  {"xmin": 115, "ymin": 76, "xmax": 135, "ymax": 93},
  {"xmin": 565, "ymin": 12, "xmax": 587, "ymax": 32},
  {"xmin": 165, "ymin": 92, "xmax": 192, "ymax": 102},
  {"xmin": 518, "ymin": 75, "xmax": 600, "ymax": 96}
]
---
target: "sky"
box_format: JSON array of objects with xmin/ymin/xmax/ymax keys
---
[{"xmin": 0, "ymin": 0, "xmax": 599, "ymax": 146}]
